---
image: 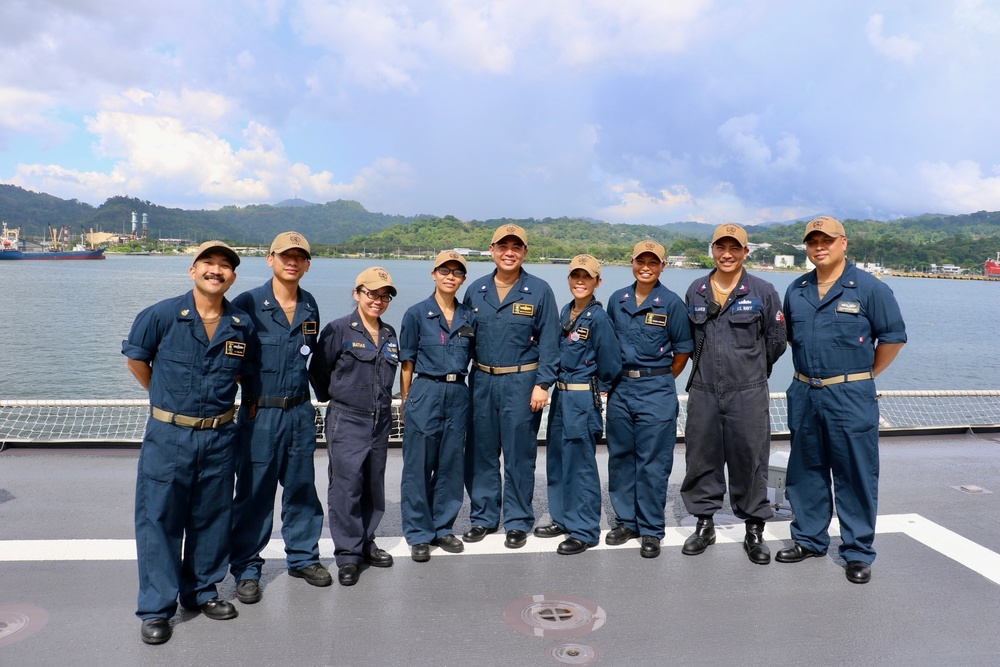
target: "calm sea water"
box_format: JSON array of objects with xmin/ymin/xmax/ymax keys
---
[{"xmin": 1, "ymin": 255, "xmax": 995, "ymax": 399}]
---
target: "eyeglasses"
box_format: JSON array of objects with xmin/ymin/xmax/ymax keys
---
[
  {"xmin": 436, "ymin": 267, "xmax": 467, "ymax": 278},
  {"xmin": 358, "ymin": 287, "xmax": 393, "ymax": 302}
]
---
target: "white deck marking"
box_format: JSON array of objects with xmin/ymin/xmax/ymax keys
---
[{"xmin": 3, "ymin": 513, "xmax": 1000, "ymax": 585}]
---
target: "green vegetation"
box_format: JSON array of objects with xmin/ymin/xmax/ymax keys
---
[
  {"xmin": 3, "ymin": 184, "xmax": 999, "ymax": 272},
  {"xmin": 325, "ymin": 215, "xmax": 710, "ymax": 262}
]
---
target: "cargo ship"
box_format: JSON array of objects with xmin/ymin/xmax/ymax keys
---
[
  {"xmin": 986, "ymin": 252, "xmax": 1000, "ymax": 277},
  {"xmin": 0, "ymin": 221, "xmax": 105, "ymax": 260}
]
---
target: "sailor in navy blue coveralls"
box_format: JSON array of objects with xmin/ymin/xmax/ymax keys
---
[
  {"xmin": 605, "ymin": 241, "xmax": 693, "ymax": 558},
  {"xmin": 777, "ymin": 217, "xmax": 906, "ymax": 585},
  {"xmin": 309, "ymin": 267, "xmax": 399, "ymax": 586},
  {"xmin": 680, "ymin": 224, "xmax": 786, "ymax": 564},
  {"xmin": 537, "ymin": 255, "xmax": 621, "ymax": 555},
  {"xmin": 230, "ymin": 232, "xmax": 330, "ymax": 602},
  {"xmin": 462, "ymin": 224, "xmax": 559, "ymax": 549},
  {"xmin": 398, "ymin": 251, "xmax": 474, "ymax": 561},
  {"xmin": 123, "ymin": 242, "xmax": 253, "ymax": 645}
]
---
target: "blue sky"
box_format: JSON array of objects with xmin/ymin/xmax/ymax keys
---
[{"xmin": 2, "ymin": 1, "xmax": 999, "ymax": 226}]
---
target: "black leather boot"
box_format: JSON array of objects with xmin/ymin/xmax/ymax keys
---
[
  {"xmin": 743, "ymin": 520, "xmax": 771, "ymax": 564},
  {"xmin": 682, "ymin": 516, "xmax": 716, "ymax": 555}
]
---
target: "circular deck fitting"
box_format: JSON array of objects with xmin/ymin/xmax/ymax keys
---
[
  {"xmin": 503, "ymin": 594, "xmax": 606, "ymax": 638},
  {"xmin": 546, "ymin": 641, "xmax": 602, "ymax": 665},
  {"xmin": 0, "ymin": 605, "xmax": 50, "ymax": 648}
]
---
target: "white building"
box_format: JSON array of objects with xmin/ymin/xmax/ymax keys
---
[{"xmin": 774, "ymin": 255, "xmax": 795, "ymax": 268}]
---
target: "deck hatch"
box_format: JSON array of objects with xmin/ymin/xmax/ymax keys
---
[
  {"xmin": 0, "ymin": 605, "xmax": 49, "ymax": 647},
  {"xmin": 503, "ymin": 594, "xmax": 606, "ymax": 638}
]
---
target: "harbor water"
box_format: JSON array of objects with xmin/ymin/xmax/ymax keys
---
[{"xmin": 1, "ymin": 254, "xmax": 996, "ymax": 400}]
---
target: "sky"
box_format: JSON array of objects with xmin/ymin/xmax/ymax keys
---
[{"xmin": 2, "ymin": 1, "xmax": 1000, "ymax": 226}]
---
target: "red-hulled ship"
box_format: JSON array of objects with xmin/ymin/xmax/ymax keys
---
[
  {"xmin": 987, "ymin": 252, "xmax": 1000, "ymax": 278},
  {"xmin": 0, "ymin": 222, "xmax": 105, "ymax": 260}
]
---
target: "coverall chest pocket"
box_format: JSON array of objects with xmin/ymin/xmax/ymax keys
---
[
  {"xmin": 729, "ymin": 311, "xmax": 761, "ymax": 350},
  {"xmin": 447, "ymin": 333, "xmax": 473, "ymax": 366},
  {"xmin": 337, "ymin": 346, "xmax": 377, "ymax": 391},
  {"xmin": 155, "ymin": 348, "xmax": 196, "ymax": 397},
  {"xmin": 639, "ymin": 320, "xmax": 667, "ymax": 356},
  {"xmin": 506, "ymin": 316, "xmax": 535, "ymax": 350},
  {"xmin": 379, "ymin": 352, "xmax": 399, "ymax": 386},
  {"xmin": 258, "ymin": 335, "xmax": 280, "ymax": 374},
  {"xmin": 832, "ymin": 311, "xmax": 870, "ymax": 350},
  {"xmin": 214, "ymin": 352, "xmax": 244, "ymax": 393}
]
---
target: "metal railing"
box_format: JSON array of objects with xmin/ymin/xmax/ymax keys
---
[{"xmin": 2, "ymin": 390, "xmax": 999, "ymax": 447}]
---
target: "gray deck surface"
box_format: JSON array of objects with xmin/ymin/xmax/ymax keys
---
[{"xmin": 2, "ymin": 431, "xmax": 1000, "ymax": 666}]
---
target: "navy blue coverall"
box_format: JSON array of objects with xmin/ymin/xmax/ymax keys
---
[
  {"xmin": 464, "ymin": 269, "xmax": 559, "ymax": 533},
  {"xmin": 784, "ymin": 263, "xmax": 906, "ymax": 564},
  {"xmin": 230, "ymin": 281, "xmax": 324, "ymax": 582},
  {"xmin": 309, "ymin": 311, "xmax": 399, "ymax": 567},
  {"xmin": 605, "ymin": 281, "xmax": 693, "ymax": 539},
  {"xmin": 545, "ymin": 300, "xmax": 621, "ymax": 545},
  {"xmin": 123, "ymin": 291, "xmax": 255, "ymax": 620},
  {"xmin": 398, "ymin": 294, "xmax": 475, "ymax": 546},
  {"xmin": 681, "ymin": 270, "xmax": 786, "ymax": 521}
]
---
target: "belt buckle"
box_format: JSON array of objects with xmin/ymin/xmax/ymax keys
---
[
  {"xmin": 808, "ymin": 377, "xmax": 823, "ymax": 388},
  {"xmin": 445, "ymin": 373, "xmax": 458, "ymax": 382},
  {"xmin": 627, "ymin": 370, "xmax": 641, "ymax": 379}
]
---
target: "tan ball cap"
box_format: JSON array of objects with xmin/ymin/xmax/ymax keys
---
[
  {"xmin": 711, "ymin": 223, "xmax": 749, "ymax": 248},
  {"xmin": 631, "ymin": 240, "xmax": 665, "ymax": 262},
  {"xmin": 568, "ymin": 254, "xmax": 601, "ymax": 277},
  {"xmin": 356, "ymin": 266, "xmax": 397, "ymax": 296},
  {"xmin": 490, "ymin": 223, "xmax": 528, "ymax": 246},
  {"xmin": 433, "ymin": 250, "xmax": 468, "ymax": 270},
  {"xmin": 193, "ymin": 240, "xmax": 240, "ymax": 268},
  {"xmin": 802, "ymin": 216, "xmax": 846, "ymax": 241},
  {"xmin": 270, "ymin": 231, "xmax": 311, "ymax": 259}
]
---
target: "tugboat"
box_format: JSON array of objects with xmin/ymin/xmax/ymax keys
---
[
  {"xmin": 0, "ymin": 222, "xmax": 105, "ymax": 260},
  {"xmin": 986, "ymin": 252, "xmax": 1000, "ymax": 278}
]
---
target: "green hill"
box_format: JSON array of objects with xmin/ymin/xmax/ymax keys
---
[{"xmin": 2, "ymin": 184, "xmax": 999, "ymax": 270}]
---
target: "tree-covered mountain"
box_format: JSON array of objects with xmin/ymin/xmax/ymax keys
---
[
  {"xmin": 2, "ymin": 184, "xmax": 999, "ymax": 270},
  {"xmin": 330, "ymin": 215, "xmax": 716, "ymax": 263},
  {"xmin": 0, "ymin": 185, "xmax": 412, "ymax": 244}
]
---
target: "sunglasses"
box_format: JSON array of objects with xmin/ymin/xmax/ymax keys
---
[
  {"xmin": 358, "ymin": 287, "xmax": 393, "ymax": 302},
  {"xmin": 436, "ymin": 267, "xmax": 467, "ymax": 278}
]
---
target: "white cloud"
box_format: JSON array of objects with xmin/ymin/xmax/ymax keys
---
[
  {"xmin": 292, "ymin": 0, "xmax": 715, "ymax": 91},
  {"xmin": 866, "ymin": 13, "xmax": 923, "ymax": 65},
  {"xmin": 9, "ymin": 88, "xmax": 415, "ymax": 208},
  {"xmin": 916, "ymin": 159, "xmax": 1000, "ymax": 212},
  {"xmin": 717, "ymin": 114, "xmax": 801, "ymax": 173},
  {"xmin": 0, "ymin": 87, "xmax": 63, "ymax": 140}
]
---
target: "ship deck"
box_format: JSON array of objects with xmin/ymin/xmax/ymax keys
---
[{"xmin": 3, "ymin": 430, "xmax": 1000, "ymax": 666}]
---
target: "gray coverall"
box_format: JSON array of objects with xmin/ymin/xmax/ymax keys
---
[{"xmin": 680, "ymin": 269, "xmax": 786, "ymax": 521}]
